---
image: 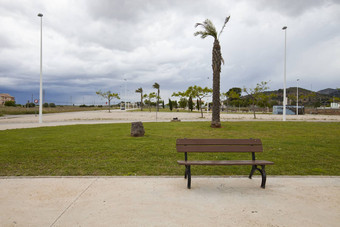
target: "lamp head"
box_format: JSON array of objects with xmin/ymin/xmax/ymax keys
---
[
  {"xmin": 282, "ymin": 26, "xmax": 287, "ymax": 30},
  {"xmin": 38, "ymin": 13, "xmax": 43, "ymax": 17}
]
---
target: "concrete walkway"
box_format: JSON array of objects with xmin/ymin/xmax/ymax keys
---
[
  {"xmin": 1, "ymin": 110, "xmax": 339, "ymax": 130},
  {"xmin": 1, "ymin": 176, "xmax": 339, "ymax": 226}
]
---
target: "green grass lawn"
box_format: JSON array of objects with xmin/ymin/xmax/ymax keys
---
[
  {"xmin": 0, "ymin": 121, "xmax": 339, "ymax": 176},
  {"xmin": 0, "ymin": 105, "xmax": 115, "ymax": 115}
]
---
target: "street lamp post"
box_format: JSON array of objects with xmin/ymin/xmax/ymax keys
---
[
  {"xmin": 282, "ymin": 26, "xmax": 287, "ymax": 121},
  {"xmin": 124, "ymin": 79, "xmax": 127, "ymax": 110},
  {"xmin": 296, "ymin": 79, "xmax": 299, "ymax": 115},
  {"xmin": 38, "ymin": 13, "xmax": 43, "ymax": 123}
]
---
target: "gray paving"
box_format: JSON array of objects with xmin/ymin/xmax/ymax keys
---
[{"xmin": 1, "ymin": 176, "xmax": 339, "ymax": 226}]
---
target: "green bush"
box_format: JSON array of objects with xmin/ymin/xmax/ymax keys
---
[
  {"xmin": 49, "ymin": 103, "xmax": 56, "ymax": 107},
  {"xmin": 4, "ymin": 101, "xmax": 16, "ymax": 106},
  {"xmin": 25, "ymin": 103, "xmax": 35, "ymax": 108},
  {"xmin": 43, "ymin": 103, "xmax": 49, "ymax": 108}
]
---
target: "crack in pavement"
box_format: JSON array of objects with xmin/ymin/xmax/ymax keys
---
[{"xmin": 50, "ymin": 178, "xmax": 98, "ymax": 227}]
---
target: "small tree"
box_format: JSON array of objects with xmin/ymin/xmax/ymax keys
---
[
  {"xmin": 173, "ymin": 85, "xmax": 212, "ymax": 118},
  {"xmin": 224, "ymin": 87, "xmax": 241, "ymax": 105},
  {"xmin": 96, "ymin": 90, "xmax": 120, "ymax": 112},
  {"xmin": 188, "ymin": 96, "xmax": 194, "ymax": 112},
  {"xmin": 169, "ymin": 98, "xmax": 173, "ymax": 111},
  {"xmin": 172, "ymin": 100, "xmax": 178, "ymax": 109},
  {"xmin": 144, "ymin": 92, "xmax": 157, "ymax": 112},
  {"xmin": 243, "ymin": 81, "xmax": 270, "ymax": 119},
  {"xmin": 135, "ymin": 87, "xmax": 143, "ymax": 111},
  {"xmin": 178, "ymin": 98, "xmax": 188, "ymax": 109}
]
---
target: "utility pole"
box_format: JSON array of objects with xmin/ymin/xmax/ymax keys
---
[
  {"xmin": 296, "ymin": 79, "xmax": 299, "ymax": 115},
  {"xmin": 38, "ymin": 13, "xmax": 43, "ymax": 123},
  {"xmin": 282, "ymin": 26, "xmax": 287, "ymax": 121}
]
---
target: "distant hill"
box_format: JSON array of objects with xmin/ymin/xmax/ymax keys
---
[
  {"xmin": 317, "ymin": 88, "xmax": 340, "ymax": 98},
  {"xmin": 261, "ymin": 87, "xmax": 338, "ymax": 107}
]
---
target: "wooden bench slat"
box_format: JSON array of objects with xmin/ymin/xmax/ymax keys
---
[
  {"xmin": 176, "ymin": 145, "xmax": 263, "ymax": 153},
  {"xmin": 177, "ymin": 160, "xmax": 274, "ymax": 166},
  {"xmin": 176, "ymin": 138, "xmax": 262, "ymax": 145}
]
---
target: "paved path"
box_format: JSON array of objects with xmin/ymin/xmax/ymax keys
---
[
  {"xmin": 1, "ymin": 110, "xmax": 340, "ymax": 130},
  {"xmin": 1, "ymin": 176, "xmax": 339, "ymax": 226}
]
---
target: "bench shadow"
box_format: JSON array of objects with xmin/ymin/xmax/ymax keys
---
[{"xmin": 179, "ymin": 177, "xmax": 272, "ymax": 195}]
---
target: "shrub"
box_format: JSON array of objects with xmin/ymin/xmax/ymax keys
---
[
  {"xmin": 4, "ymin": 101, "xmax": 16, "ymax": 106},
  {"xmin": 168, "ymin": 99, "xmax": 173, "ymax": 111},
  {"xmin": 49, "ymin": 103, "xmax": 56, "ymax": 107},
  {"xmin": 79, "ymin": 104, "xmax": 87, "ymax": 107},
  {"xmin": 26, "ymin": 103, "xmax": 35, "ymax": 108},
  {"xmin": 43, "ymin": 103, "xmax": 49, "ymax": 108}
]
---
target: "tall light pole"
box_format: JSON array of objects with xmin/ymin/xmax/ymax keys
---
[
  {"xmin": 296, "ymin": 79, "xmax": 299, "ymax": 115},
  {"xmin": 38, "ymin": 13, "xmax": 43, "ymax": 123},
  {"xmin": 124, "ymin": 79, "xmax": 127, "ymax": 110},
  {"xmin": 282, "ymin": 26, "xmax": 287, "ymax": 121}
]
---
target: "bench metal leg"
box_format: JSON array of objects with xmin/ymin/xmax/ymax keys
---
[
  {"xmin": 187, "ymin": 165, "xmax": 191, "ymax": 189},
  {"xmin": 184, "ymin": 165, "xmax": 188, "ymax": 179},
  {"xmin": 249, "ymin": 165, "xmax": 267, "ymax": 189},
  {"xmin": 260, "ymin": 165, "xmax": 266, "ymax": 189},
  {"xmin": 249, "ymin": 165, "xmax": 257, "ymax": 179}
]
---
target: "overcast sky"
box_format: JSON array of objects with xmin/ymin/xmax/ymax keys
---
[{"xmin": 1, "ymin": 0, "xmax": 339, "ymax": 105}]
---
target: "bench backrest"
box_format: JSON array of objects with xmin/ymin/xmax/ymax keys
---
[{"xmin": 176, "ymin": 139, "xmax": 263, "ymax": 153}]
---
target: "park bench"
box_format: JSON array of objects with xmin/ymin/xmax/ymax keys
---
[{"xmin": 176, "ymin": 138, "xmax": 274, "ymax": 189}]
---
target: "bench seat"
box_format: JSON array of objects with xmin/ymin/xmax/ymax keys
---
[{"xmin": 177, "ymin": 160, "xmax": 274, "ymax": 166}]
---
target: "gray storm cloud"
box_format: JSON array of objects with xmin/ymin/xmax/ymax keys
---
[{"xmin": 0, "ymin": 0, "xmax": 339, "ymax": 104}]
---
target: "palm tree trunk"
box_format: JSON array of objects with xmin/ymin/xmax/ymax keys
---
[
  {"xmin": 157, "ymin": 89, "xmax": 160, "ymax": 112},
  {"xmin": 108, "ymin": 99, "xmax": 111, "ymax": 113},
  {"xmin": 252, "ymin": 98, "xmax": 256, "ymax": 119},
  {"xmin": 149, "ymin": 98, "xmax": 151, "ymax": 112},
  {"xmin": 199, "ymin": 98, "xmax": 203, "ymax": 118},
  {"xmin": 140, "ymin": 93, "xmax": 143, "ymax": 111},
  {"xmin": 211, "ymin": 39, "xmax": 221, "ymax": 128}
]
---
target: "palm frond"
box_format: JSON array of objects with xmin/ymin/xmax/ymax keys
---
[
  {"xmin": 194, "ymin": 19, "xmax": 217, "ymax": 39},
  {"xmin": 153, "ymin": 83, "xmax": 160, "ymax": 89},
  {"xmin": 194, "ymin": 31, "xmax": 209, "ymax": 39},
  {"xmin": 218, "ymin": 16, "xmax": 230, "ymax": 39},
  {"xmin": 135, "ymin": 87, "xmax": 143, "ymax": 93},
  {"xmin": 195, "ymin": 22, "xmax": 204, "ymax": 28}
]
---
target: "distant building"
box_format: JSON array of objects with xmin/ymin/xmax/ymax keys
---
[
  {"xmin": 0, "ymin": 93, "xmax": 15, "ymax": 105},
  {"xmin": 330, "ymin": 103, "xmax": 339, "ymax": 109},
  {"xmin": 273, "ymin": 105, "xmax": 305, "ymax": 115}
]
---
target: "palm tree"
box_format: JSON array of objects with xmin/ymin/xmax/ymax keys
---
[
  {"xmin": 194, "ymin": 16, "xmax": 230, "ymax": 128},
  {"xmin": 153, "ymin": 82, "xmax": 160, "ymax": 112},
  {"xmin": 135, "ymin": 87, "xmax": 143, "ymax": 111}
]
